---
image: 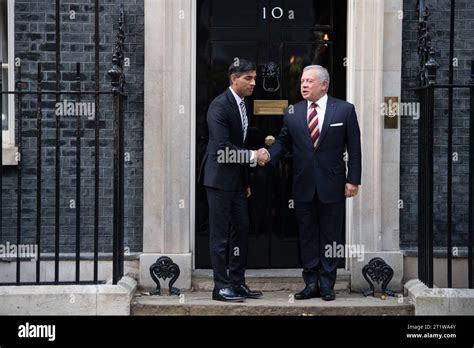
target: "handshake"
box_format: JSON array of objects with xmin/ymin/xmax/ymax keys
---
[{"xmin": 254, "ymin": 148, "xmax": 270, "ymax": 166}]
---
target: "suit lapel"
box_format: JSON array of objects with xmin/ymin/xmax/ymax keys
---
[
  {"xmin": 315, "ymin": 96, "xmax": 337, "ymax": 151},
  {"xmin": 225, "ymin": 88, "xmax": 244, "ymax": 140}
]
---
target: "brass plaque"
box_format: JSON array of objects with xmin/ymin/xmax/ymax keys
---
[
  {"xmin": 253, "ymin": 100, "xmax": 288, "ymax": 115},
  {"xmin": 384, "ymin": 96, "xmax": 398, "ymax": 129}
]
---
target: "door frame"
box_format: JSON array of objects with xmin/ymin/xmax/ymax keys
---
[
  {"xmin": 191, "ymin": 0, "xmax": 197, "ymax": 269},
  {"xmin": 191, "ymin": 0, "xmax": 352, "ymax": 271}
]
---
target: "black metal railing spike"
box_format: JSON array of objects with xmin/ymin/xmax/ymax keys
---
[
  {"xmin": 108, "ymin": 5, "xmax": 126, "ymax": 94},
  {"xmin": 469, "ymin": 59, "xmax": 474, "ymax": 289},
  {"xmin": 54, "ymin": 0, "xmax": 61, "ymax": 285},
  {"xmin": 94, "ymin": 0, "xmax": 101, "ymax": 285},
  {"xmin": 36, "ymin": 62, "xmax": 42, "ymax": 284},
  {"xmin": 75, "ymin": 62, "xmax": 82, "ymax": 283},
  {"xmin": 417, "ymin": 0, "xmax": 439, "ymax": 87},
  {"xmin": 446, "ymin": 0, "xmax": 456, "ymax": 289},
  {"xmin": 416, "ymin": 0, "xmax": 436, "ymax": 288},
  {"xmin": 16, "ymin": 64, "xmax": 22, "ymax": 285}
]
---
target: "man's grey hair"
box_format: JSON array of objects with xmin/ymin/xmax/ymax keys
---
[{"xmin": 303, "ymin": 65, "xmax": 330, "ymax": 85}]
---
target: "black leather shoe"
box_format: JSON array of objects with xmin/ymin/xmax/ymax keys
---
[
  {"xmin": 212, "ymin": 287, "xmax": 245, "ymax": 302},
  {"xmin": 294, "ymin": 283, "xmax": 320, "ymax": 300},
  {"xmin": 233, "ymin": 284, "xmax": 263, "ymax": 299},
  {"xmin": 321, "ymin": 289, "xmax": 336, "ymax": 301}
]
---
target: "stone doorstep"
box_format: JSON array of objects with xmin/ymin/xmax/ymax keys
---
[
  {"xmin": 131, "ymin": 290, "xmax": 414, "ymax": 316},
  {"xmin": 191, "ymin": 269, "xmax": 351, "ymax": 292}
]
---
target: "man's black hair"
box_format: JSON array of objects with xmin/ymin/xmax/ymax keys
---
[{"xmin": 228, "ymin": 59, "xmax": 256, "ymax": 84}]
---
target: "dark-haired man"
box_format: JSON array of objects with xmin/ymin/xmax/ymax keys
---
[{"xmin": 199, "ymin": 59, "xmax": 267, "ymax": 302}]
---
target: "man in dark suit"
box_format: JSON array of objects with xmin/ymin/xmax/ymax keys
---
[
  {"xmin": 199, "ymin": 59, "xmax": 267, "ymax": 302},
  {"xmin": 261, "ymin": 65, "xmax": 362, "ymax": 301}
]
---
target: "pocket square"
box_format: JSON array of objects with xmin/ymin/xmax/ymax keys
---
[{"xmin": 330, "ymin": 123, "xmax": 343, "ymax": 127}]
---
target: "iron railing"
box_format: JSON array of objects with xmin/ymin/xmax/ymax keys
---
[
  {"xmin": 0, "ymin": 3, "xmax": 126, "ymax": 285},
  {"xmin": 413, "ymin": 0, "xmax": 474, "ymax": 288}
]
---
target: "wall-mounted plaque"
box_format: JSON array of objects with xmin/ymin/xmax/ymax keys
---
[
  {"xmin": 383, "ymin": 96, "xmax": 399, "ymax": 129},
  {"xmin": 253, "ymin": 100, "xmax": 289, "ymax": 115}
]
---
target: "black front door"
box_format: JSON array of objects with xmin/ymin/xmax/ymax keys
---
[{"xmin": 196, "ymin": 0, "xmax": 347, "ymax": 268}]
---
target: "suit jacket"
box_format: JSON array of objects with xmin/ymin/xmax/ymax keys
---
[
  {"xmin": 199, "ymin": 88, "xmax": 252, "ymax": 191},
  {"xmin": 269, "ymin": 96, "xmax": 362, "ymax": 203}
]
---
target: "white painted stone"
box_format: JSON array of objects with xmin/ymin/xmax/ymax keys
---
[
  {"xmin": 0, "ymin": 276, "xmax": 136, "ymax": 315},
  {"xmin": 347, "ymin": 67, "xmax": 384, "ymax": 253},
  {"xmin": 143, "ymin": 0, "xmax": 194, "ymax": 288},
  {"xmin": 383, "ymin": 12, "xmax": 403, "ymax": 71},
  {"xmin": 143, "ymin": 0, "xmax": 193, "ymax": 263},
  {"xmin": 405, "ymin": 279, "xmax": 474, "ymax": 315},
  {"xmin": 2, "ymin": 145, "xmax": 18, "ymax": 166},
  {"xmin": 0, "ymin": 285, "xmax": 96, "ymax": 315},
  {"xmin": 382, "ymin": 71, "xmax": 402, "ymax": 103},
  {"xmin": 404, "ymin": 256, "xmax": 470, "ymax": 288},
  {"xmin": 143, "ymin": 68, "xmax": 165, "ymax": 254},
  {"xmin": 381, "ymin": 162, "xmax": 400, "ymax": 251},
  {"xmin": 381, "ymin": 0, "xmax": 402, "ymax": 256},
  {"xmin": 347, "ymin": 0, "xmax": 405, "ymax": 292},
  {"xmin": 384, "ymin": 0, "xmax": 403, "ymax": 13},
  {"xmin": 97, "ymin": 277, "xmax": 137, "ymax": 316},
  {"xmin": 350, "ymin": 251, "xmax": 404, "ymax": 292}
]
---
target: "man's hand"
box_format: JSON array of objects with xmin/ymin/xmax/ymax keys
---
[
  {"xmin": 246, "ymin": 186, "xmax": 251, "ymax": 198},
  {"xmin": 345, "ymin": 183, "xmax": 359, "ymax": 198},
  {"xmin": 256, "ymin": 148, "xmax": 270, "ymax": 166}
]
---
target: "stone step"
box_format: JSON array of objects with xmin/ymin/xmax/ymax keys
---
[
  {"xmin": 191, "ymin": 269, "xmax": 350, "ymax": 292},
  {"xmin": 131, "ymin": 290, "xmax": 414, "ymax": 316}
]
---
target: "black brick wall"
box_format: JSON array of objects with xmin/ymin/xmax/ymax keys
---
[
  {"xmin": 1, "ymin": 0, "xmax": 144, "ymax": 253},
  {"xmin": 401, "ymin": 0, "xmax": 473, "ymax": 249}
]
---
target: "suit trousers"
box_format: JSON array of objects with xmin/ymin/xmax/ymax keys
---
[
  {"xmin": 206, "ymin": 186, "xmax": 249, "ymax": 290},
  {"xmin": 294, "ymin": 189, "xmax": 345, "ymax": 291}
]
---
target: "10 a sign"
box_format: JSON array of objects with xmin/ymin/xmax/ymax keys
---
[{"xmin": 262, "ymin": 7, "xmax": 295, "ymax": 20}]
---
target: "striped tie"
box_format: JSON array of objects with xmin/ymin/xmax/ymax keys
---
[
  {"xmin": 308, "ymin": 102, "xmax": 319, "ymax": 147},
  {"xmin": 239, "ymin": 100, "xmax": 248, "ymax": 142}
]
